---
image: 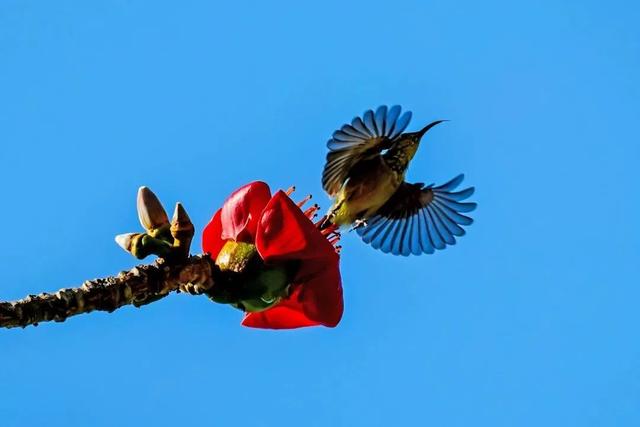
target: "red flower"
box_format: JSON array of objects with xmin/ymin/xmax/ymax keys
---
[{"xmin": 202, "ymin": 181, "xmax": 343, "ymax": 329}]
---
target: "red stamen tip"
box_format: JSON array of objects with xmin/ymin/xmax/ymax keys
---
[{"xmin": 285, "ymin": 186, "xmax": 296, "ymax": 196}]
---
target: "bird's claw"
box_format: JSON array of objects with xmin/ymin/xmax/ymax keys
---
[{"xmin": 349, "ymin": 219, "xmax": 368, "ymax": 232}]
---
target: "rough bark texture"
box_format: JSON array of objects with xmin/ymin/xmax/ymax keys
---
[{"xmin": 0, "ymin": 254, "xmax": 217, "ymax": 329}]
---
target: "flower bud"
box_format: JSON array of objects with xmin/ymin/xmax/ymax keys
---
[
  {"xmin": 170, "ymin": 202, "xmax": 195, "ymax": 259},
  {"xmin": 137, "ymin": 186, "xmax": 169, "ymax": 233},
  {"xmin": 115, "ymin": 233, "xmax": 140, "ymax": 253}
]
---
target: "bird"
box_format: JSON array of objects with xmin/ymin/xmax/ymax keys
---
[{"xmin": 320, "ymin": 105, "xmax": 477, "ymax": 256}]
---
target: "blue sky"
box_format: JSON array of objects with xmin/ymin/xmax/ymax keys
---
[{"xmin": 1, "ymin": 1, "xmax": 639, "ymax": 425}]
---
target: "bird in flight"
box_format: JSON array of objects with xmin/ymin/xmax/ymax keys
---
[{"xmin": 320, "ymin": 105, "xmax": 477, "ymax": 256}]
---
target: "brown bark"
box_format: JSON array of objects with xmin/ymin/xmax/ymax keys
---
[{"xmin": 0, "ymin": 254, "xmax": 218, "ymax": 329}]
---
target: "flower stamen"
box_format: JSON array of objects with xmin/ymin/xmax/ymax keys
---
[
  {"xmin": 303, "ymin": 204, "xmax": 320, "ymax": 219},
  {"xmin": 296, "ymin": 194, "xmax": 312, "ymax": 208},
  {"xmin": 285, "ymin": 187, "xmax": 342, "ymax": 253}
]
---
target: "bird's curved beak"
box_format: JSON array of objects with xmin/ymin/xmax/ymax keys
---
[{"xmin": 416, "ymin": 119, "xmax": 448, "ymax": 139}]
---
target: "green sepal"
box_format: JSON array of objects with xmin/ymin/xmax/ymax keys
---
[
  {"xmin": 131, "ymin": 234, "xmax": 174, "ymax": 259},
  {"xmin": 215, "ymin": 241, "xmax": 259, "ymax": 273}
]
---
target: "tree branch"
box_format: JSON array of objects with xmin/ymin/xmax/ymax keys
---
[{"xmin": 0, "ymin": 254, "xmax": 217, "ymax": 329}]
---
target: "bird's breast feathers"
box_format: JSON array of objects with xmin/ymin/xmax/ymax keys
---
[{"xmin": 330, "ymin": 161, "xmax": 403, "ymax": 226}]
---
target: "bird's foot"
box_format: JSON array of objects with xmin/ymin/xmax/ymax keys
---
[
  {"xmin": 317, "ymin": 214, "xmax": 332, "ymax": 230},
  {"xmin": 349, "ymin": 219, "xmax": 368, "ymax": 232}
]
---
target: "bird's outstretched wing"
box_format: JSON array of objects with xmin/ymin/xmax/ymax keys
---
[
  {"xmin": 322, "ymin": 105, "xmax": 412, "ymax": 196},
  {"xmin": 355, "ymin": 174, "xmax": 477, "ymax": 255}
]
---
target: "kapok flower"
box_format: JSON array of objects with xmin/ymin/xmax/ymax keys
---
[{"xmin": 202, "ymin": 181, "xmax": 343, "ymax": 329}]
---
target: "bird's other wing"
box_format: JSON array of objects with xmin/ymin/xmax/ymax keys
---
[
  {"xmin": 322, "ymin": 105, "xmax": 412, "ymax": 196},
  {"xmin": 356, "ymin": 174, "xmax": 477, "ymax": 255}
]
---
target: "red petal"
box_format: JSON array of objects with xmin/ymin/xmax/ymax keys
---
[
  {"xmin": 202, "ymin": 209, "xmax": 226, "ymax": 260},
  {"xmin": 242, "ymin": 258, "xmax": 343, "ymax": 329},
  {"xmin": 220, "ymin": 181, "xmax": 272, "ymax": 243},
  {"xmin": 241, "ymin": 290, "xmax": 320, "ymax": 329},
  {"xmin": 255, "ymin": 190, "xmax": 337, "ymax": 263},
  {"xmin": 293, "ymin": 258, "xmax": 343, "ymax": 327}
]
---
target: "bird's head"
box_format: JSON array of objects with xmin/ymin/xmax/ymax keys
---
[
  {"xmin": 408, "ymin": 119, "xmax": 448, "ymax": 143},
  {"xmin": 397, "ymin": 120, "xmax": 448, "ymax": 160}
]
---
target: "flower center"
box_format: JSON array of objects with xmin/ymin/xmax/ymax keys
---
[{"xmin": 214, "ymin": 240, "xmax": 290, "ymax": 312}]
